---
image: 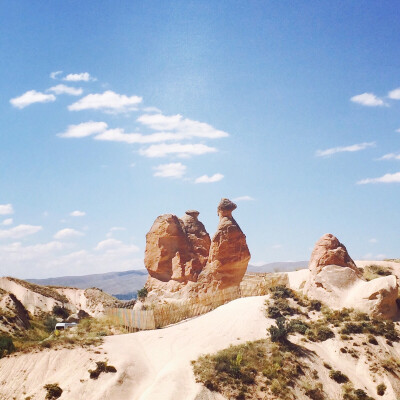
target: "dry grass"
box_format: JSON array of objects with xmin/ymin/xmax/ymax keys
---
[{"xmin": 362, "ymin": 265, "xmax": 393, "ymax": 282}]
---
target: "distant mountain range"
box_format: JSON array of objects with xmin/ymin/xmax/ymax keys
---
[
  {"xmin": 27, "ymin": 269, "xmax": 148, "ymax": 300},
  {"xmin": 27, "ymin": 261, "xmax": 308, "ymax": 299}
]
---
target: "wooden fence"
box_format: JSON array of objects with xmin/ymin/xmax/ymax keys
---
[{"xmin": 106, "ymin": 272, "xmax": 288, "ymax": 331}]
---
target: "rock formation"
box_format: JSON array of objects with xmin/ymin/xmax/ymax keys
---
[
  {"xmin": 198, "ymin": 199, "xmax": 251, "ymax": 290},
  {"xmin": 144, "ymin": 199, "xmax": 250, "ymax": 297},
  {"xmin": 304, "ymin": 233, "xmax": 398, "ymax": 319}
]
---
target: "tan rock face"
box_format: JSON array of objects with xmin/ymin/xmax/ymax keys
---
[
  {"xmin": 145, "ymin": 214, "xmax": 192, "ymax": 282},
  {"xmin": 144, "ymin": 199, "xmax": 250, "ymax": 296},
  {"xmin": 180, "ymin": 210, "xmax": 211, "ymax": 275},
  {"xmin": 304, "ymin": 234, "xmax": 398, "ymax": 319},
  {"xmin": 199, "ymin": 199, "xmax": 251, "ymax": 290},
  {"xmin": 309, "ymin": 233, "xmax": 360, "ymax": 277}
]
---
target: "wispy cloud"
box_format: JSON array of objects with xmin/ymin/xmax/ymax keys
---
[
  {"xmin": 1, "ymin": 218, "xmax": 13, "ymax": 226},
  {"xmin": 137, "ymin": 113, "xmax": 229, "ymax": 139},
  {"xmin": 68, "ymin": 91, "xmax": 142, "ymax": 113},
  {"xmin": 0, "ymin": 204, "xmax": 13, "ymax": 215},
  {"xmin": 139, "ymin": 143, "xmax": 217, "ymax": 158},
  {"xmin": 63, "ymin": 72, "xmax": 95, "ymax": 82},
  {"xmin": 388, "ymin": 87, "xmax": 400, "ymax": 100},
  {"xmin": 70, "ymin": 210, "xmax": 86, "ymax": 217},
  {"xmin": 94, "ymin": 238, "xmax": 139, "ymax": 253},
  {"xmin": 369, "ymin": 238, "xmax": 377, "ymax": 243},
  {"xmin": 54, "ymin": 228, "xmax": 84, "ymax": 240},
  {"xmin": 58, "ymin": 121, "xmax": 108, "ymax": 138},
  {"xmin": 0, "ymin": 224, "xmax": 42, "ymax": 239},
  {"xmin": 48, "ymin": 84, "xmax": 83, "ymax": 96},
  {"xmin": 195, "ymin": 173, "xmax": 224, "ymax": 183},
  {"xmin": 378, "ymin": 152, "xmax": 400, "ymax": 161},
  {"xmin": 350, "ymin": 93, "xmax": 385, "ymax": 107},
  {"xmin": 94, "ymin": 128, "xmax": 182, "ymax": 144},
  {"xmin": 153, "ymin": 163, "xmax": 186, "ymax": 178},
  {"xmin": 106, "ymin": 227, "xmax": 126, "ymax": 238},
  {"xmin": 316, "ymin": 142, "xmax": 375, "ymax": 157},
  {"xmin": 10, "ymin": 90, "xmax": 56, "ymax": 109},
  {"xmin": 50, "ymin": 71, "xmax": 63, "ymax": 80},
  {"xmin": 233, "ymin": 196, "xmax": 255, "ymax": 202},
  {"xmin": 357, "ymin": 171, "xmax": 400, "ymax": 184}
]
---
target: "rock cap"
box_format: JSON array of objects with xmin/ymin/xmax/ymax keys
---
[
  {"xmin": 217, "ymin": 198, "xmax": 237, "ymax": 217},
  {"xmin": 185, "ymin": 210, "xmax": 200, "ymax": 218}
]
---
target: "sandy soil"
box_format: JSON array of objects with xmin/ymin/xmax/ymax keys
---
[{"xmin": 0, "ymin": 296, "xmax": 271, "ymax": 400}]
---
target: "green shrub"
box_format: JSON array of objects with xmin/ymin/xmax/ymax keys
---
[
  {"xmin": 89, "ymin": 361, "xmax": 117, "ymax": 379},
  {"xmin": 44, "ymin": 316, "xmax": 58, "ymax": 332},
  {"xmin": 270, "ymin": 285, "xmax": 295, "ymax": 299},
  {"xmin": 268, "ymin": 317, "xmax": 289, "ymax": 343},
  {"xmin": 137, "ymin": 287, "xmax": 148, "ymax": 300},
  {"xmin": 329, "ymin": 370, "xmax": 349, "ymax": 384},
  {"xmin": 341, "ymin": 322, "xmax": 363, "ymax": 335},
  {"xmin": 0, "ymin": 336, "xmax": 15, "ymax": 358},
  {"xmin": 52, "ymin": 305, "xmax": 70, "ymax": 319},
  {"xmin": 309, "ymin": 300, "xmax": 322, "ymax": 312},
  {"xmin": 289, "ymin": 319, "xmax": 309, "ymax": 334},
  {"xmin": 377, "ymin": 383, "xmax": 386, "ymax": 396},
  {"xmin": 307, "ymin": 325, "xmax": 335, "ymax": 342},
  {"xmin": 44, "ymin": 383, "xmax": 62, "ymax": 399}
]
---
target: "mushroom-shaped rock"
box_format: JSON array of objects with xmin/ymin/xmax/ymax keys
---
[
  {"xmin": 304, "ymin": 233, "xmax": 398, "ymax": 319},
  {"xmin": 144, "ymin": 214, "xmax": 192, "ymax": 282},
  {"xmin": 199, "ymin": 198, "xmax": 250, "ymax": 289},
  {"xmin": 180, "ymin": 210, "xmax": 211, "ymax": 275}
]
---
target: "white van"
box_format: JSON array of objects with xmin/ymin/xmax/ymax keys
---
[{"xmin": 55, "ymin": 322, "xmax": 77, "ymax": 330}]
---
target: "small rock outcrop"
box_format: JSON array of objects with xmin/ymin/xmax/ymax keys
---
[
  {"xmin": 144, "ymin": 199, "xmax": 250, "ymax": 297},
  {"xmin": 304, "ymin": 233, "xmax": 398, "ymax": 319},
  {"xmin": 309, "ymin": 233, "xmax": 361, "ymax": 277},
  {"xmin": 198, "ymin": 199, "xmax": 251, "ymax": 290}
]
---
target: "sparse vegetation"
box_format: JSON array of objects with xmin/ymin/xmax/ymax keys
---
[
  {"xmin": 0, "ymin": 335, "xmax": 15, "ymax": 358},
  {"xmin": 43, "ymin": 383, "xmax": 62, "ymax": 399},
  {"xmin": 89, "ymin": 360, "xmax": 117, "ymax": 379},
  {"xmin": 137, "ymin": 287, "xmax": 148, "ymax": 300},
  {"xmin": 7, "ymin": 277, "xmax": 68, "ymax": 303},
  {"xmin": 329, "ymin": 370, "xmax": 349, "ymax": 384},
  {"xmin": 192, "ymin": 339, "xmax": 311, "ymax": 400},
  {"xmin": 268, "ymin": 317, "xmax": 289, "ymax": 343},
  {"xmin": 377, "ymin": 383, "xmax": 386, "ymax": 396},
  {"xmin": 363, "ymin": 264, "xmax": 392, "ymax": 281},
  {"xmin": 52, "ymin": 305, "xmax": 70, "ymax": 319}
]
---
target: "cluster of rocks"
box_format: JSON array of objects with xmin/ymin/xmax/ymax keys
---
[
  {"xmin": 304, "ymin": 233, "xmax": 398, "ymax": 319},
  {"xmin": 144, "ymin": 198, "xmax": 250, "ymax": 299},
  {"xmin": 143, "ymin": 199, "xmax": 398, "ymax": 319}
]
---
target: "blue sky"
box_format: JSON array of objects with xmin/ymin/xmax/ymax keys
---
[{"xmin": 1, "ymin": 1, "xmax": 400, "ymax": 278}]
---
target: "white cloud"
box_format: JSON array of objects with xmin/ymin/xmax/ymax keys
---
[
  {"xmin": 63, "ymin": 72, "xmax": 95, "ymax": 82},
  {"xmin": 68, "ymin": 91, "xmax": 142, "ymax": 113},
  {"xmin": 95, "ymin": 238, "xmax": 139, "ymax": 253},
  {"xmin": 58, "ymin": 121, "xmax": 108, "ymax": 138},
  {"xmin": 10, "ymin": 90, "xmax": 56, "ymax": 109},
  {"xmin": 0, "ymin": 224, "xmax": 42, "ymax": 239},
  {"xmin": 94, "ymin": 128, "xmax": 182, "ymax": 144},
  {"xmin": 195, "ymin": 173, "xmax": 224, "ymax": 183},
  {"xmin": 106, "ymin": 227, "xmax": 126, "ymax": 238},
  {"xmin": 2, "ymin": 218, "xmax": 13, "ymax": 226},
  {"xmin": 153, "ymin": 163, "xmax": 186, "ymax": 178},
  {"xmin": 140, "ymin": 143, "xmax": 217, "ymax": 158},
  {"xmin": 388, "ymin": 88, "xmax": 400, "ymax": 100},
  {"xmin": 378, "ymin": 152, "xmax": 400, "ymax": 161},
  {"xmin": 54, "ymin": 228, "xmax": 84, "ymax": 240},
  {"xmin": 316, "ymin": 142, "xmax": 375, "ymax": 157},
  {"xmin": 0, "ymin": 204, "xmax": 13, "ymax": 215},
  {"xmin": 369, "ymin": 238, "xmax": 377, "ymax": 243},
  {"xmin": 143, "ymin": 106, "xmax": 162, "ymax": 113},
  {"xmin": 48, "ymin": 84, "xmax": 83, "ymax": 96},
  {"xmin": 70, "ymin": 210, "xmax": 86, "ymax": 217},
  {"xmin": 50, "ymin": 71, "xmax": 63, "ymax": 80},
  {"xmin": 350, "ymin": 93, "xmax": 385, "ymax": 107},
  {"xmin": 357, "ymin": 171, "xmax": 400, "ymax": 184},
  {"xmin": 233, "ymin": 196, "xmax": 255, "ymax": 202},
  {"xmin": 137, "ymin": 113, "xmax": 229, "ymax": 139}
]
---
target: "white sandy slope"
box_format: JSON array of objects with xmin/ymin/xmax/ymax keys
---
[{"xmin": 0, "ymin": 296, "xmax": 272, "ymax": 400}]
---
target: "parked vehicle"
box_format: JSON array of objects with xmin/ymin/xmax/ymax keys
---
[{"xmin": 55, "ymin": 322, "xmax": 78, "ymax": 330}]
